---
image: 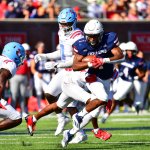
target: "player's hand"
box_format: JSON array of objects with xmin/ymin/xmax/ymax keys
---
[
  {"xmin": 45, "ymin": 61, "xmax": 58, "ymax": 70},
  {"xmin": 34, "ymin": 54, "xmax": 47, "ymax": 63},
  {"xmin": 90, "ymin": 57, "xmax": 104, "ymax": 68}
]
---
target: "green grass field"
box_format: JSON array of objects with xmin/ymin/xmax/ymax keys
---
[{"xmin": 0, "ymin": 113, "xmax": 150, "ymax": 150}]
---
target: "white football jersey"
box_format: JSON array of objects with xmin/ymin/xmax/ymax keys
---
[
  {"xmin": 58, "ymin": 28, "xmax": 84, "ymax": 61},
  {"xmin": 0, "ymin": 55, "xmax": 17, "ymax": 77}
]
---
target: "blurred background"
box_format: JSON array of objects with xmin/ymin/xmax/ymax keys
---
[{"xmin": 0, "ymin": 0, "xmax": 150, "ymax": 115}]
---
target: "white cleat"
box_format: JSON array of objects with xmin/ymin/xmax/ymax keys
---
[
  {"xmin": 55, "ymin": 116, "xmax": 70, "ymax": 136},
  {"xmin": 61, "ymin": 130, "xmax": 73, "ymax": 148},
  {"xmin": 69, "ymin": 132, "xmax": 88, "ymax": 144}
]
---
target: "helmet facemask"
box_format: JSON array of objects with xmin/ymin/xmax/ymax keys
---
[
  {"xmin": 85, "ymin": 32, "xmax": 103, "ymax": 46},
  {"xmin": 58, "ymin": 8, "xmax": 77, "ymax": 36},
  {"xmin": 59, "ymin": 20, "xmax": 76, "ymax": 35},
  {"xmin": 15, "ymin": 49, "xmax": 26, "ymax": 66}
]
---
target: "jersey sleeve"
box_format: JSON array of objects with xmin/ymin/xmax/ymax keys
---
[
  {"xmin": 73, "ymin": 38, "xmax": 88, "ymax": 56},
  {"xmin": 70, "ymin": 29, "xmax": 84, "ymax": 44},
  {"xmin": 107, "ymin": 32, "xmax": 120, "ymax": 50},
  {"xmin": 0, "ymin": 59, "xmax": 17, "ymax": 77}
]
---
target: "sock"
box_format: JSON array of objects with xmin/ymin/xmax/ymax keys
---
[
  {"xmin": 70, "ymin": 128, "xmax": 78, "ymax": 135},
  {"xmin": 56, "ymin": 113, "xmax": 65, "ymax": 121},
  {"xmin": 80, "ymin": 113, "xmax": 92, "ymax": 129},
  {"xmin": 78, "ymin": 108, "xmax": 88, "ymax": 117},
  {"xmin": 70, "ymin": 113, "xmax": 93, "ymax": 136},
  {"xmin": 33, "ymin": 115, "xmax": 37, "ymax": 122},
  {"xmin": 93, "ymin": 128, "xmax": 99, "ymax": 134}
]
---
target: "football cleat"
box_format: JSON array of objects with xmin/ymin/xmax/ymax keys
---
[
  {"xmin": 69, "ymin": 132, "xmax": 88, "ymax": 144},
  {"xmin": 55, "ymin": 116, "xmax": 70, "ymax": 136},
  {"xmin": 72, "ymin": 113, "xmax": 83, "ymax": 130},
  {"xmin": 92, "ymin": 129, "xmax": 112, "ymax": 141},
  {"xmin": 25, "ymin": 115, "xmax": 36, "ymax": 136},
  {"xmin": 61, "ymin": 130, "xmax": 74, "ymax": 148}
]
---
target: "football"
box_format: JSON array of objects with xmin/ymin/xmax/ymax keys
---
[{"xmin": 82, "ymin": 55, "xmax": 96, "ymax": 62}]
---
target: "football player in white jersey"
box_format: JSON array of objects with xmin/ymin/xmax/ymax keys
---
[
  {"xmin": 0, "ymin": 42, "xmax": 26, "ymax": 131},
  {"xmin": 26, "ymin": 8, "xmax": 88, "ymax": 142}
]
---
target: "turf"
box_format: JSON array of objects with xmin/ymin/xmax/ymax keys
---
[{"xmin": 0, "ymin": 113, "xmax": 150, "ymax": 150}]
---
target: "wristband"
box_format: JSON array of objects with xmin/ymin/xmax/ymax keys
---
[
  {"xmin": 103, "ymin": 58, "xmax": 110, "ymax": 63},
  {"xmin": 87, "ymin": 62, "xmax": 93, "ymax": 68}
]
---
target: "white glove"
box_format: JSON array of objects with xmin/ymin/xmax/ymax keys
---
[
  {"xmin": 34, "ymin": 54, "xmax": 47, "ymax": 63},
  {"xmin": 45, "ymin": 61, "xmax": 58, "ymax": 70}
]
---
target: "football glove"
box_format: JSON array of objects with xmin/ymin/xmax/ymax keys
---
[
  {"xmin": 45, "ymin": 61, "xmax": 58, "ymax": 70},
  {"xmin": 34, "ymin": 54, "xmax": 47, "ymax": 63},
  {"xmin": 90, "ymin": 57, "xmax": 104, "ymax": 68}
]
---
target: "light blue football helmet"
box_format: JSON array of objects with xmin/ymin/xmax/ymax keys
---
[
  {"xmin": 2, "ymin": 42, "xmax": 26, "ymax": 67},
  {"xmin": 58, "ymin": 8, "xmax": 77, "ymax": 34}
]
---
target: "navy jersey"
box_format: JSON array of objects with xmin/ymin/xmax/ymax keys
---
[
  {"xmin": 73, "ymin": 32, "xmax": 119, "ymax": 80},
  {"xmin": 119, "ymin": 55, "xmax": 147, "ymax": 81}
]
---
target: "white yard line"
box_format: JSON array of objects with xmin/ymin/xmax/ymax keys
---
[
  {"xmin": 110, "ymin": 118, "xmax": 150, "ymax": 122},
  {"xmin": 0, "ymin": 141, "xmax": 150, "ymax": 145}
]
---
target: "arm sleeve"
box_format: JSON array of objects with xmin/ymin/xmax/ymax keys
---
[
  {"xmin": 57, "ymin": 56, "xmax": 74, "ymax": 68},
  {"xmin": 46, "ymin": 50, "xmax": 61, "ymax": 60}
]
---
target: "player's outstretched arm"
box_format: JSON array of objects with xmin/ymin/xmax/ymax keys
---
[{"xmin": 34, "ymin": 50, "xmax": 61, "ymax": 63}]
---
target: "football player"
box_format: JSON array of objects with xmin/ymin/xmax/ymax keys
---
[
  {"xmin": 26, "ymin": 8, "xmax": 113, "ymax": 143},
  {"xmin": 60, "ymin": 19, "xmax": 124, "ymax": 147},
  {"xmin": 101, "ymin": 41, "xmax": 147, "ymax": 123},
  {"xmin": 0, "ymin": 42, "xmax": 26, "ymax": 131},
  {"xmin": 26, "ymin": 8, "xmax": 88, "ymax": 143}
]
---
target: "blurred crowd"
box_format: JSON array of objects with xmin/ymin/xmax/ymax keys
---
[{"xmin": 0, "ymin": 0, "xmax": 150, "ymax": 20}]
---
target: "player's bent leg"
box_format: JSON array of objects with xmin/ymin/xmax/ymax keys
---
[
  {"xmin": 101, "ymin": 99, "xmax": 118, "ymax": 123},
  {"xmin": 0, "ymin": 99, "xmax": 22, "ymax": 131},
  {"xmin": 0, "ymin": 118, "xmax": 22, "ymax": 131},
  {"xmin": 26, "ymin": 102, "xmax": 62, "ymax": 136}
]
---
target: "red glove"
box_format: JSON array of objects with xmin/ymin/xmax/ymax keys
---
[{"xmin": 90, "ymin": 57, "xmax": 104, "ymax": 68}]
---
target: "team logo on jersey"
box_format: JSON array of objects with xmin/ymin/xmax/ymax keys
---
[
  {"xmin": 87, "ymin": 49, "xmax": 107, "ymax": 55},
  {"xmin": 4, "ymin": 59, "xmax": 13, "ymax": 64}
]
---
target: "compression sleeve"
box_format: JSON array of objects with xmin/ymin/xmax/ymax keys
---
[
  {"xmin": 46, "ymin": 50, "xmax": 61, "ymax": 60},
  {"xmin": 57, "ymin": 56, "xmax": 74, "ymax": 68}
]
